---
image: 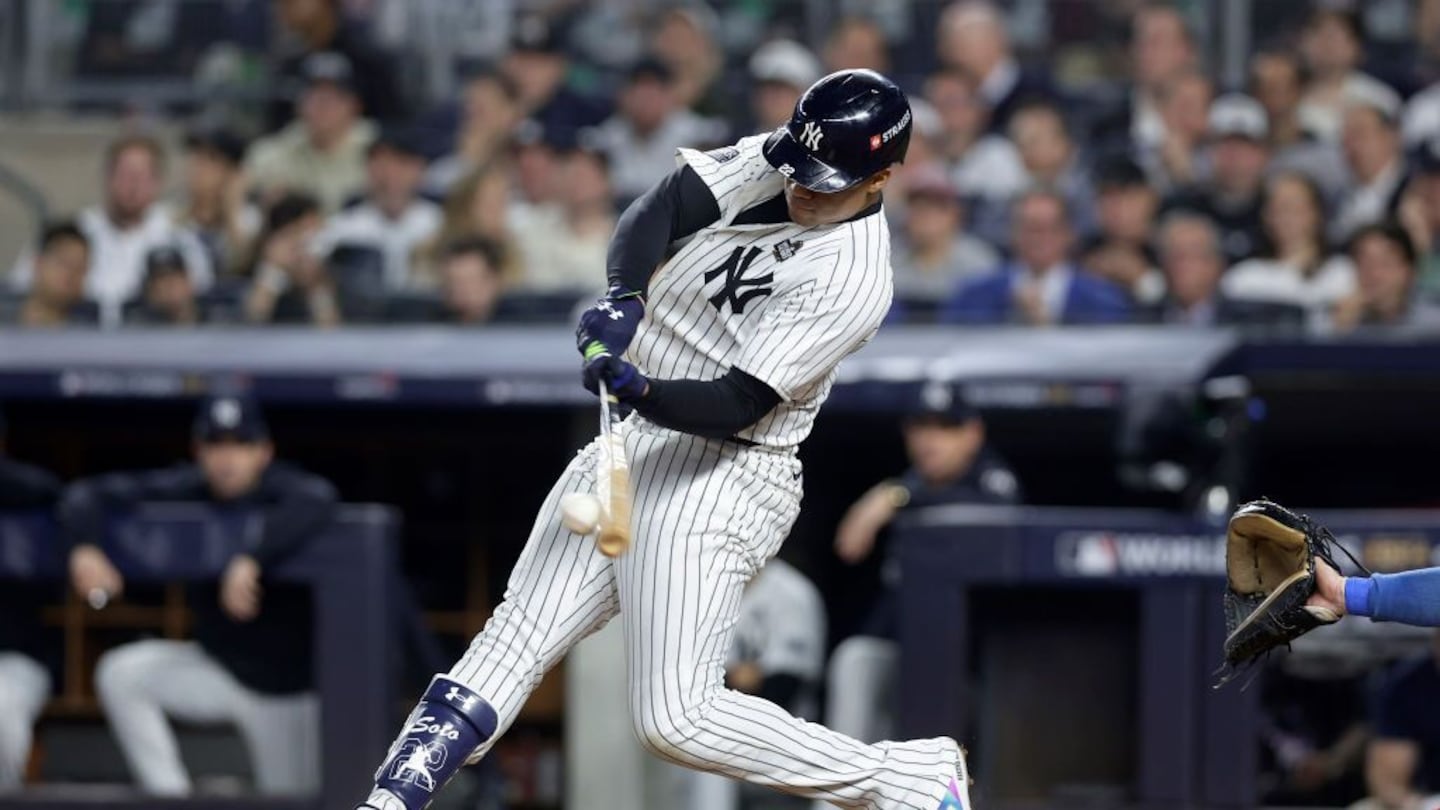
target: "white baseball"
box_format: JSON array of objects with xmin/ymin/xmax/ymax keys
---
[{"xmin": 559, "ymin": 492, "xmax": 602, "ymax": 535}]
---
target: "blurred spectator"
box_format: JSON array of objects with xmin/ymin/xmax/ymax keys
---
[
  {"xmin": 1334, "ymin": 96, "xmax": 1409, "ymax": 242},
  {"xmin": 1224, "ymin": 172, "xmax": 1357, "ymax": 322},
  {"xmin": 1332, "ymin": 222, "xmax": 1440, "ymax": 331},
  {"xmin": 9, "ymin": 222, "xmax": 99, "ymax": 327},
  {"xmin": 1146, "ymin": 211, "xmax": 1303, "ymax": 328},
  {"xmin": 124, "ymin": 246, "xmax": 201, "ymax": 326},
  {"xmin": 925, "ymin": 68, "xmax": 1027, "ymax": 243},
  {"xmin": 937, "ymin": 1, "xmax": 1056, "ymax": 133},
  {"xmin": 1008, "ymin": 99, "xmax": 1094, "ymax": 235},
  {"xmin": 1404, "ymin": 73, "xmax": 1440, "ymax": 146},
  {"xmin": 245, "ymin": 52, "xmax": 377, "ymax": 214},
  {"xmin": 11, "ymin": 136, "xmax": 212, "ymax": 325},
  {"xmin": 0, "ymin": 408, "xmax": 61, "ymax": 792},
  {"xmin": 511, "ymin": 122, "xmax": 563, "ymax": 209},
  {"xmin": 244, "ymin": 194, "xmax": 341, "ymax": 327},
  {"xmin": 748, "ymin": 40, "xmax": 823, "ymax": 133},
  {"xmin": 1251, "ymin": 50, "xmax": 1350, "ymax": 201},
  {"xmin": 431, "ymin": 162, "xmax": 522, "ymax": 285},
  {"xmin": 511, "ymin": 135, "xmax": 613, "ymax": 294},
  {"xmin": 317, "ymin": 129, "xmax": 441, "ymax": 290},
  {"xmin": 1091, "ymin": 3, "xmax": 1199, "ymax": 152},
  {"xmin": 822, "ymin": 16, "xmax": 890, "ymax": 73},
  {"xmin": 1354, "ymin": 630, "xmax": 1440, "ymax": 809},
  {"xmin": 501, "ymin": 15, "xmax": 607, "ymax": 138},
  {"xmin": 650, "ymin": 6, "xmax": 727, "ymax": 118},
  {"xmin": 1399, "ymin": 139, "xmax": 1440, "ymax": 295},
  {"xmin": 64, "ymin": 395, "xmax": 337, "ymax": 796},
  {"xmin": 423, "ymin": 70, "xmax": 523, "ymax": 197},
  {"xmin": 1298, "ymin": 8, "xmax": 1398, "ymax": 143},
  {"xmin": 593, "ymin": 58, "xmax": 727, "ymax": 206},
  {"xmin": 389, "ymin": 237, "xmax": 512, "ymax": 326},
  {"xmin": 890, "ymin": 165, "xmax": 998, "ymax": 305},
  {"xmin": 1081, "ymin": 157, "xmax": 1164, "ymax": 307},
  {"xmin": 1137, "ymin": 69, "xmax": 1213, "ymax": 194},
  {"xmin": 1164, "ymin": 94, "xmax": 1270, "ymax": 263},
  {"xmin": 269, "ymin": 0, "xmax": 403, "ymax": 128},
  {"xmin": 178, "ymin": 129, "xmax": 260, "ymax": 278},
  {"xmin": 942, "ymin": 190, "xmax": 1131, "ymax": 325},
  {"xmin": 687, "ymin": 558, "xmax": 824, "ymax": 810},
  {"xmin": 822, "ymin": 381, "xmax": 1018, "ymax": 747}
]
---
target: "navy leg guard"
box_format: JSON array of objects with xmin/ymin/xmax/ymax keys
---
[{"xmin": 372, "ymin": 676, "xmax": 498, "ymax": 809}]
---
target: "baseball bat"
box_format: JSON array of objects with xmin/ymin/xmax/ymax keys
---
[{"xmin": 596, "ymin": 380, "xmax": 632, "ymax": 557}]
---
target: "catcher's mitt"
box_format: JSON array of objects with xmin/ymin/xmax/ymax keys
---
[{"xmin": 1216, "ymin": 499, "xmax": 1368, "ymax": 686}]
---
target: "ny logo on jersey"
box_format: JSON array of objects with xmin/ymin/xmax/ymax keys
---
[
  {"xmin": 704, "ymin": 246, "xmax": 773, "ymax": 315},
  {"xmin": 799, "ymin": 121, "xmax": 824, "ymax": 151}
]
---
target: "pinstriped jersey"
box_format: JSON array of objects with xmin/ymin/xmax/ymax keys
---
[{"xmin": 628, "ymin": 134, "xmax": 893, "ymax": 449}]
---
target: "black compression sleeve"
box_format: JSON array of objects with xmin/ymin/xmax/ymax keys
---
[
  {"xmin": 755, "ymin": 674, "xmax": 803, "ymax": 708},
  {"xmin": 606, "ymin": 164, "xmax": 721, "ymax": 295},
  {"xmin": 632, "ymin": 367, "xmax": 782, "ymax": 439}
]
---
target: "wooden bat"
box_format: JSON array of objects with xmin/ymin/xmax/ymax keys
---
[{"xmin": 595, "ymin": 380, "xmax": 632, "ymax": 557}]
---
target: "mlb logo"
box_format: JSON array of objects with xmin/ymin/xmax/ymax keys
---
[{"xmin": 869, "ymin": 134, "xmax": 882, "ymax": 151}]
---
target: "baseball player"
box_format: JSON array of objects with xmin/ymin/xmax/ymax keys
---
[
  {"xmin": 359, "ymin": 70, "xmax": 972, "ymax": 810},
  {"xmin": 1310, "ymin": 557, "xmax": 1440, "ymax": 627}
]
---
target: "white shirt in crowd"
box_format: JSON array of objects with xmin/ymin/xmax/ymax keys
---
[
  {"xmin": 1221, "ymin": 254, "xmax": 1358, "ymax": 319},
  {"xmin": 315, "ymin": 198, "xmax": 442, "ymax": 290},
  {"xmin": 947, "ymin": 135, "xmax": 1028, "ymax": 202},
  {"xmin": 509, "ymin": 205, "xmax": 609, "ymax": 294},
  {"xmin": 1016, "ymin": 263, "xmax": 1073, "ymax": 324},
  {"xmin": 1331, "ymin": 159, "xmax": 1405, "ymax": 243},
  {"xmin": 10, "ymin": 203, "xmax": 213, "ymax": 326},
  {"xmin": 1403, "ymin": 82, "xmax": 1440, "ymax": 145},
  {"xmin": 594, "ymin": 111, "xmax": 729, "ymax": 202}
]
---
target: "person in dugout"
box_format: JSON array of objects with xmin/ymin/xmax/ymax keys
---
[
  {"xmin": 0, "ymin": 408, "xmax": 63, "ymax": 791},
  {"xmin": 819, "ymin": 380, "xmax": 1020, "ymax": 757},
  {"xmin": 60, "ymin": 394, "xmax": 337, "ymax": 796}
]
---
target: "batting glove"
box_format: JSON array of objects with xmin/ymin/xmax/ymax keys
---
[
  {"xmin": 582, "ymin": 350, "xmax": 649, "ymax": 402},
  {"xmin": 575, "ymin": 287, "xmax": 645, "ymax": 362}
]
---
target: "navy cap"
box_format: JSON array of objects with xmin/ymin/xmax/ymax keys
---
[
  {"xmin": 628, "ymin": 56, "xmax": 675, "ymax": 84},
  {"xmin": 905, "ymin": 380, "xmax": 977, "ymax": 425},
  {"xmin": 144, "ymin": 244, "xmax": 187, "ymax": 280},
  {"xmin": 301, "ymin": 51, "xmax": 357, "ymax": 93},
  {"xmin": 368, "ymin": 126, "xmax": 428, "ymax": 160},
  {"xmin": 511, "ymin": 15, "xmax": 563, "ymax": 54},
  {"xmin": 193, "ymin": 395, "xmax": 269, "ymax": 443},
  {"xmin": 184, "ymin": 128, "xmax": 247, "ymax": 166}
]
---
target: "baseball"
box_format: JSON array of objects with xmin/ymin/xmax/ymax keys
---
[{"xmin": 559, "ymin": 492, "xmax": 602, "ymax": 535}]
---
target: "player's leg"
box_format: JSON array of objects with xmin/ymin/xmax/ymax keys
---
[
  {"xmin": 94, "ymin": 639, "xmax": 248, "ymax": 795},
  {"xmin": 233, "ymin": 691, "xmax": 320, "ymax": 795},
  {"xmin": 618, "ymin": 425, "xmax": 962, "ymax": 810},
  {"xmin": 825, "ymin": 636, "xmax": 900, "ymax": 743},
  {"xmin": 360, "ymin": 441, "xmax": 621, "ymax": 810},
  {"xmin": 0, "ymin": 653, "xmax": 50, "ymax": 790}
]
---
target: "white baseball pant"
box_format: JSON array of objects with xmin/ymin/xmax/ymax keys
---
[
  {"xmin": 0, "ymin": 653, "xmax": 50, "ymax": 791},
  {"xmin": 95, "ymin": 639, "xmax": 319, "ymax": 796},
  {"xmin": 448, "ymin": 419, "xmax": 960, "ymax": 808}
]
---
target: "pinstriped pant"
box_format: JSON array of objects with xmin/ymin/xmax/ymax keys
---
[{"xmin": 449, "ymin": 419, "xmax": 959, "ymax": 809}]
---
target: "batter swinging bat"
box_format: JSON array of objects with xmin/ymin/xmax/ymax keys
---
[{"xmin": 596, "ymin": 380, "xmax": 631, "ymax": 557}]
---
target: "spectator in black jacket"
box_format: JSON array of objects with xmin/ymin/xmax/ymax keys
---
[
  {"xmin": 1146, "ymin": 211, "xmax": 1304, "ymax": 329},
  {"xmin": 0, "ymin": 408, "xmax": 61, "ymax": 792},
  {"xmin": 1163, "ymin": 94, "xmax": 1271, "ymax": 263},
  {"xmin": 7, "ymin": 222, "xmax": 99, "ymax": 328},
  {"xmin": 937, "ymin": 1, "xmax": 1056, "ymax": 134},
  {"xmin": 62, "ymin": 395, "xmax": 337, "ymax": 796},
  {"xmin": 268, "ymin": 0, "xmax": 403, "ymax": 129}
]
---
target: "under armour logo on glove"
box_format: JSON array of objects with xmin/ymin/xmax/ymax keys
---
[{"xmin": 576, "ymin": 289, "xmax": 646, "ymax": 361}]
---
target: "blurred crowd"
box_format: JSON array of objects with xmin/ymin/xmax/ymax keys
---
[{"xmin": 12, "ymin": 0, "xmax": 1440, "ymax": 334}]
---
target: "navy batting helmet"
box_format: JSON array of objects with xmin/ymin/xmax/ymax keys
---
[{"xmin": 763, "ymin": 69, "xmax": 912, "ymax": 193}]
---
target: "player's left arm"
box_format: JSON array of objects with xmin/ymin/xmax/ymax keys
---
[{"xmin": 1314, "ymin": 560, "xmax": 1440, "ymax": 627}]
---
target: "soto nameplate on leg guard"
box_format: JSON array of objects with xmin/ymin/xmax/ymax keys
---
[{"xmin": 373, "ymin": 676, "xmax": 498, "ymax": 809}]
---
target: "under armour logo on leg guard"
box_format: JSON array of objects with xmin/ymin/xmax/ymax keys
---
[{"xmin": 372, "ymin": 676, "xmax": 498, "ymax": 809}]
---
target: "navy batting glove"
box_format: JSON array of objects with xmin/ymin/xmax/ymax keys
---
[
  {"xmin": 582, "ymin": 354, "xmax": 649, "ymax": 402},
  {"xmin": 575, "ymin": 287, "xmax": 645, "ymax": 361}
]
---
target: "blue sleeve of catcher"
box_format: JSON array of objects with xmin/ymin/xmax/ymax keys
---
[{"xmin": 1346, "ymin": 569, "xmax": 1440, "ymax": 626}]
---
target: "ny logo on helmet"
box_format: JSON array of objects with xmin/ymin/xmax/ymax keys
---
[{"xmin": 799, "ymin": 121, "xmax": 824, "ymax": 151}]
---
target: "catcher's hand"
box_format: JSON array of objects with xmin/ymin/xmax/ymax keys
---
[{"xmin": 1216, "ymin": 499, "xmax": 1368, "ymax": 686}]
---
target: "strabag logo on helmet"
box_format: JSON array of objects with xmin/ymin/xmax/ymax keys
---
[{"xmin": 879, "ymin": 109, "xmax": 912, "ymax": 145}]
